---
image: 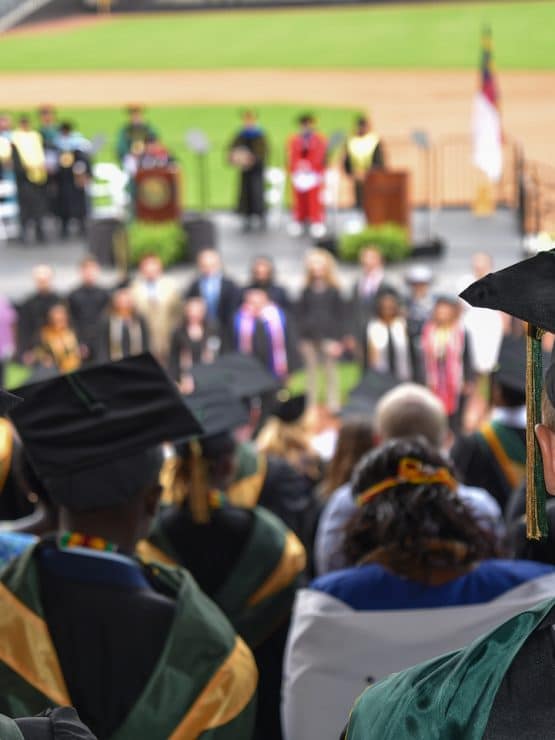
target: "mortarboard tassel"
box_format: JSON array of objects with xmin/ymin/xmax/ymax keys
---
[
  {"xmin": 188, "ymin": 439, "xmax": 211, "ymax": 525},
  {"xmin": 526, "ymin": 324, "xmax": 548, "ymax": 539}
]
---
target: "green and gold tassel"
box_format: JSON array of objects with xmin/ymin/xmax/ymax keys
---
[{"xmin": 526, "ymin": 324, "xmax": 548, "ymax": 539}]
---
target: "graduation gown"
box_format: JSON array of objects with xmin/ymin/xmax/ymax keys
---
[
  {"xmin": 345, "ymin": 597, "xmax": 555, "ymax": 740},
  {"xmin": 139, "ymin": 502, "xmax": 305, "ymax": 740},
  {"xmin": 55, "ymin": 149, "xmax": 92, "ymax": 226},
  {"xmin": 229, "ymin": 129, "xmax": 268, "ymax": 217},
  {"xmin": 0, "ymin": 542, "xmax": 257, "ymax": 740},
  {"xmin": 451, "ymin": 418, "xmax": 526, "ymax": 510},
  {"xmin": 68, "ymin": 285, "xmax": 111, "ymax": 359},
  {"xmin": 284, "ymin": 560, "xmax": 555, "ymax": 740}
]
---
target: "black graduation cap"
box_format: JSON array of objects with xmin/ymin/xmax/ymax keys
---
[
  {"xmin": 271, "ymin": 393, "xmax": 306, "ymax": 424},
  {"xmin": 460, "ymin": 250, "xmax": 555, "ymax": 540},
  {"xmin": 0, "ymin": 389, "xmax": 22, "ymax": 416},
  {"xmin": 184, "ymin": 384, "xmax": 250, "ymax": 439},
  {"xmin": 346, "ymin": 369, "xmax": 399, "ymax": 417},
  {"xmin": 493, "ymin": 336, "xmax": 527, "ymax": 395},
  {"xmin": 190, "ymin": 354, "xmax": 280, "ymax": 401},
  {"xmin": 9, "ymin": 353, "xmax": 203, "ymax": 511}
]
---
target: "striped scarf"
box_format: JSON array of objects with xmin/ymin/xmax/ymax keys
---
[{"xmin": 422, "ymin": 321, "xmax": 465, "ymax": 415}]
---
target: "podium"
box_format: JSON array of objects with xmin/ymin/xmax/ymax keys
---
[
  {"xmin": 363, "ymin": 170, "xmax": 410, "ymax": 231},
  {"xmin": 135, "ymin": 166, "xmax": 182, "ymax": 222}
]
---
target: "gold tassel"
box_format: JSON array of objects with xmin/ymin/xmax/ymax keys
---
[{"xmin": 188, "ymin": 440, "xmax": 211, "ymax": 524}]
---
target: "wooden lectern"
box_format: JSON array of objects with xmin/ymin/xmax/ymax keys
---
[
  {"xmin": 363, "ymin": 170, "xmax": 410, "ymax": 231},
  {"xmin": 135, "ymin": 166, "xmax": 182, "ymax": 222}
]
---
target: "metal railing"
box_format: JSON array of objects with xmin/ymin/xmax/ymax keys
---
[{"xmin": 382, "ymin": 134, "xmax": 521, "ymax": 210}]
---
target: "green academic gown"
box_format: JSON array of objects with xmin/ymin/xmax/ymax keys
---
[
  {"xmin": 345, "ymin": 597, "xmax": 555, "ymax": 740},
  {"xmin": 0, "ymin": 715, "xmax": 24, "ymax": 740},
  {"xmin": 0, "ymin": 543, "xmax": 257, "ymax": 740},
  {"xmin": 140, "ymin": 504, "xmax": 306, "ymax": 648}
]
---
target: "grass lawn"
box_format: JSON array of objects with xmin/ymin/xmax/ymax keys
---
[
  {"xmin": 288, "ymin": 362, "xmax": 362, "ymax": 404},
  {"xmin": 0, "ymin": 2, "xmax": 553, "ymax": 71},
  {"xmin": 5, "ymin": 104, "xmax": 358, "ymax": 209}
]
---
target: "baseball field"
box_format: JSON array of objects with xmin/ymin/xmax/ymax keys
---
[{"xmin": 1, "ymin": 1, "xmax": 554, "ymax": 207}]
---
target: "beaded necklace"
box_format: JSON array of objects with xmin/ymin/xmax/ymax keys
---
[{"xmin": 59, "ymin": 531, "xmax": 118, "ymax": 552}]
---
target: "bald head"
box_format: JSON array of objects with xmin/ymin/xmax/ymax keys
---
[
  {"xmin": 375, "ymin": 383, "xmax": 448, "ymax": 450},
  {"xmin": 32, "ymin": 265, "xmax": 54, "ymax": 294}
]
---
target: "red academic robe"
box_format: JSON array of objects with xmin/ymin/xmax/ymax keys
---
[{"xmin": 287, "ymin": 132, "xmax": 327, "ymax": 224}]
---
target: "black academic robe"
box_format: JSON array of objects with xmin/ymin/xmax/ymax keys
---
[
  {"xmin": 229, "ymin": 130, "xmax": 269, "ymax": 217},
  {"xmin": 185, "ymin": 277, "xmax": 242, "ymax": 343},
  {"xmin": 10, "ymin": 144, "xmax": 48, "ymax": 228},
  {"xmin": 15, "ymin": 708, "xmax": 97, "ymax": 740},
  {"xmin": 483, "ymin": 603, "xmax": 555, "ymax": 739},
  {"xmin": 296, "ymin": 286, "xmax": 345, "ymax": 342},
  {"xmin": 506, "ymin": 499, "xmax": 555, "ymax": 568},
  {"xmin": 16, "ymin": 292, "xmax": 62, "ymax": 356},
  {"xmin": 55, "ymin": 150, "xmax": 92, "ymax": 229},
  {"xmin": 167, "ymin": 321, "xmax": 220, "ymax": 382},
  {"xmin": 451, "ymin": 424, "xmax": 526, "ymax": 511},
  {"xmin": 68, "ymin": 285, "xmax": 111, "ymax": 360}
]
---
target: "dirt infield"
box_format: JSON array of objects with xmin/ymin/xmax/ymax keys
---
[{"xmin": 1, "ymin": 69, "xmax": 554, "ymax": 163}]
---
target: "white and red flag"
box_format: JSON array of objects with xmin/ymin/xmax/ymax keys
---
[{"xmin": 472, "ymin": 27, "xmax": 503, "ymax": 182}]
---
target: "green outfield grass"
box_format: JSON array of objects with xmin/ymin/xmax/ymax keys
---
[
  {"xmin": 0, "ymin": 1, "xmax": 553, "ymax": 71},
  {"xmin": 6, "ymin": 104, "xmax": 357, "ymax": 209}
]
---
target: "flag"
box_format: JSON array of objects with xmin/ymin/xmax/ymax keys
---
[
  {"xmin": 472, "ymin": 27, "xmax": 503, "ymax": 182},
  {"xmin": 282, "ymin": 569, "xmax": 555, "ymax": 740}
]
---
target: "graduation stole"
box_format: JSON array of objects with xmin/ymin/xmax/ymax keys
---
[
  {"xmin": 479, "ymin": 421, "xmax": 526, "ymax": 491},
  {"xmin": 0, "ymin": 418, "xmax": 14, "ymax": 494}
]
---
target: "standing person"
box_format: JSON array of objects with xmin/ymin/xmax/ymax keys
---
[
  {"xmin": 297, "ymin": 249, "xmax": 344, "ymax": 413},
  {"xmin": 344, "ymin": 115, "xmax": 385, "ymax": 209},
  {"xmin": 116, "ymin": 105, "xmax": 156, "ymax": 166},
  {"xmin": 11, "ymin": 116, "xmax": 48, "ymax": 244},
  {"xmin": 68, "ymin": 256, "xmax": 111, "ymax": 363},
  {"xmin": 37, "ymin": 104, "xmax": 59, "ymax": 218},
  {"xmin": 54, "ymin": 122, "xmax": 92, "ymax": 238},
  {"xmin": 346, "ymin": 246, "xmax": 391, "ymax": 360},
  {"xmin": 185, "ymin": 248, "xmax": 241, "ymax": 343},
  {"xmin": 0, "ymin": 296, "xmax": 16, "ymax": 388},
  {"xmin": 130, "ymin": 254, "xmax": 181, "ymax": 363},
  {"xmin": 0, "ymin": 113, "xmax": 16, "ymax": 207},
  {"xmin": 5, "ymin": 356, "xmax": 258, "ymax": 740},
  {"xmin": 229, "ymin": 110, "xmax": 269, "ymax": 232},
  {"xmin": 366, "ymin": 288, "xmax": 421, "ymax": 381},
  {"xmin": 232, "ymin": 288, "xmax": 299, "ymax": 381},
  {"xmin": 32, "ymin": 303, "xmax": 82, "ymax": 374},
  {"xmin": 17, "ymin": 265, "xmax": 61, "ymax": 359},
  {"xmin": 421, "ymin": 295, "xmax": 474, "ymax": 433},
  {"xmin": 95, "ymin": 288, "xmax": 149, "ymax": 362},
  {"xmin": 168, "ymin": 297, "xmax": 221, "ymax": 388},
  {"xmin": 404, "ymin": 264, "xmax": 434, "ymax": 342},
  {"xmin": 244, "ymin": 255, "xmax": 290, "ymax": 310},
  {"xmin": 287, "ymin": 114, "xmax": 327, "ymax": 238}
]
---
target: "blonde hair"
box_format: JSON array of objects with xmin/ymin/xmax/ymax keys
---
[
  {"xmin": 256, "ymin": 416, "xmax": 321, "ymax": 480},
  {"xmin": 304, "ymin": 248, "xmax": 340, "ymax": 289}
]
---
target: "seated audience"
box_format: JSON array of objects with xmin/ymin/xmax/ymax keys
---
[
  {"xmin": 315, "ymin": 383, "xmax": 504, "ymax": 576},
  {"xmin": 283, "ymin": 438, "xmax": 555, "ymax": 740},
  {"xmin": 17, "ymin": 265, "xmax": 61, "ymax": 359},
  {"xmin": 314, "ymin": 418, "xmax": 377, "ymax": 575}
]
